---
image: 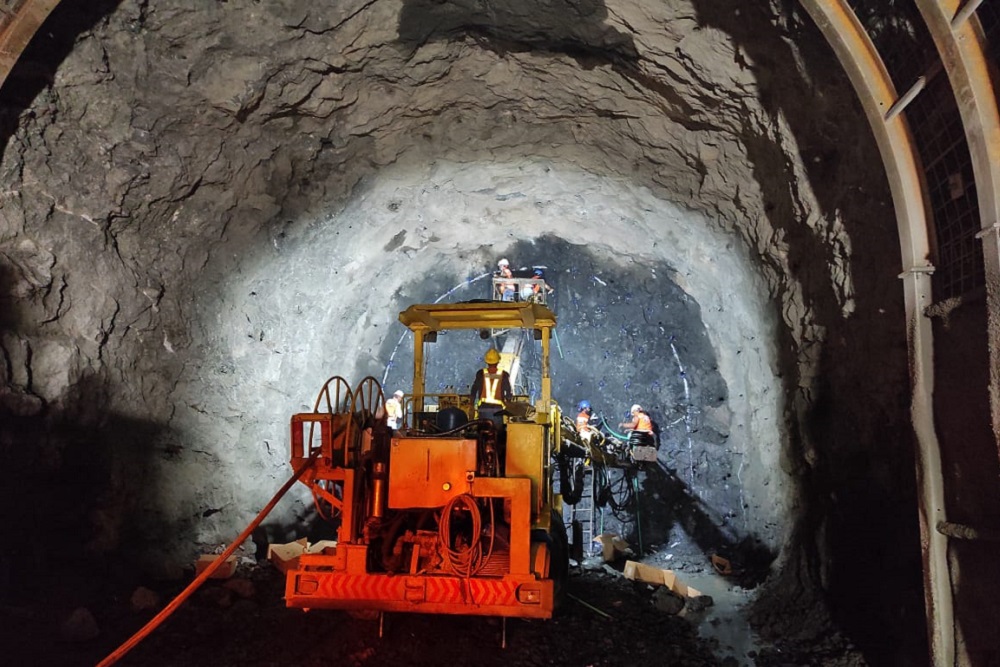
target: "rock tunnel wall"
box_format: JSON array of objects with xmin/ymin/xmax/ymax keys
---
[{"xmin": 0, "ymin": 0, "xmax": 922, "ymax": 652}]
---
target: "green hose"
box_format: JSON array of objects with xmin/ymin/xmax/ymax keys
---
[{"xmin": 599, "ymin": 416, "xmax": 629, "ymax": 441}]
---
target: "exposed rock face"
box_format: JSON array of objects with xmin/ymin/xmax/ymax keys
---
[{"xmin": 0, "ymin": 0, "xmax": 920, "ymax": 658}]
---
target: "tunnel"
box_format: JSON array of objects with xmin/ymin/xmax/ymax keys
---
[{"xmin": 1, "ymin": 1, "xmax": 999, "ymax": 666}]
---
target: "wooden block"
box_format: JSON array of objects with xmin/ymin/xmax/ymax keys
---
[
  {"xmin": 194, "ymin": 554, "xmax": 238, "ymax": 579},
  {"xmin": 594, "ymin": 533, "xmax": 630, "ymax": 562},
  {"xmin": 623, "ymin": 560, "xmax": 702, "ymax": 598},
  {"xmin": 305, "ymin": 540, "xmax": 338, "ymax": 555},
  {"xmin": 266, "ymin": 538, "xmax": 308, "ymax": 574}
]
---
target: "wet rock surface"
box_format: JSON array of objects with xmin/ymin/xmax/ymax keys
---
[{"xmin": 381, "ymin": 235, "xmax": 772, "ymax": 567}]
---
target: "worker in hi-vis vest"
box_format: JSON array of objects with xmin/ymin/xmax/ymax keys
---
[
  {"xmin": 620, "ymin": 404, "xmax": 655, "ymax": 447},
  {"xmin": 471, "ymin": 348, "xmax": 512, "ymax": 473},
  {"xmin": 470, "ymin": 348, "xmax": 512, "ymax": 410},
  {"xmin": 385, "ymin": 389, "xmax": 404, "ymax": 430},
  {"xmin": 496, "ymin": 258, "xmax": 517, "ymax": 302},
  {"xmin": 576, "ymin": 399, "xmax": 597, "ymax": 444}
]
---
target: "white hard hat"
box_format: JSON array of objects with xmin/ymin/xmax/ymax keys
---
[
  {"xmin": 630, "ymin": 404, "xmax": 642, "ymax": 413},
  {"xmin": 498, "ymin": 258, "xmax": 509, "ymax": 267},
  {"xmin": 393, "ymin": 390, "xmax": 404, "ymax": 398}
]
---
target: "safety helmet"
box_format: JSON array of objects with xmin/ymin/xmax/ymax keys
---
[
  {"xmin": 393, "ymin": 390, "xmax": 404, "ymax": 399},
  {"xmin": 498, "ymin": 258, "xmax": 509, "ymax": 267},
  {"xmin": 630, "ymin": 404, "xmax": 642, "ymax": 414},
  {"xmin": 484, "ymin": 348, "xmax": 501, "ymax": 365},
  {"xmin": 533, "ymin": 268, "xmax": 544, "ymax": 277},
  {"xmin": 578, "ymin": 400, "xmax": 591, "ymax": 411}
]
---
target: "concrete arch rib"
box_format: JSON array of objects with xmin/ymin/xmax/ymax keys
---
[
  {"xmin": 0, "ymin": 0, "xmax": 60, "ymax": 92},
  {"xmin": 797, "ymin": 2, "xmax": 951, "ymax": 666},
  {"xmin": 915, "ymin": 0, "xmax": 1000, "ymax": 457}
]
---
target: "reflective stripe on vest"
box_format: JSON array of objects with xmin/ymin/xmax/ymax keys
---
[{"xmin": 481, "ymin": 372, "xmax": 504, "ymax": 405}]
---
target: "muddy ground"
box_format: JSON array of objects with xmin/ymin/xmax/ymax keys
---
[{"xmin": 4, "ymin": 545, "xmax": 866, "ymax": 667}]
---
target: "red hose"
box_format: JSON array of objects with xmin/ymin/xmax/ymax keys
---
[{"xmin": 97, "ymin": 456, "xmax": 315, "ymax": 666}]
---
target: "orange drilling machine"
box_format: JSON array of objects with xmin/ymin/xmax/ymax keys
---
[{"xmin": 283, "ymin": 301, "xmax": 569, "ymax": 619}]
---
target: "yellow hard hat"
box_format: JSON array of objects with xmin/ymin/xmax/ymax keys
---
[{"xmin": 484, "ymin": 349, "xmax": 501, "ymax": 365}]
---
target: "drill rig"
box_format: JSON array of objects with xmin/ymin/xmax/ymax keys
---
[{"xmin": 283, "ymin": 301, "xmax": 569, "ymax": 619}]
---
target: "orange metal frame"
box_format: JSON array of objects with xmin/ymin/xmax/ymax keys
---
[
  {"xmin": 284, "ymin": 476, "xmax": 556, "ymax": 617},
  {"xmin": 291, "ymin": 412, "xmax": 359, "ymax": 543},
  {"xmin": 285, "ymin": 303, "xmax": 562, "ymax": 619}
]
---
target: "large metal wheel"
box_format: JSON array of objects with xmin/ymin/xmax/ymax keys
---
[
  {"xmin": 312, "ymin": 376, "xmax": 353, "ymax": 415},
  {"xmin": 303, "ymin": 376, "xmax": 355, "ymax": 524},
  {"xmin": 352, "ymin": 376, "xmax": 385, "ymax": 425}
]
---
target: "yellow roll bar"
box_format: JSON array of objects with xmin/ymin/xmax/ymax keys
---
[{"xmin": 398, "ymin": 302, "xmax": 557, "ymax": 414}]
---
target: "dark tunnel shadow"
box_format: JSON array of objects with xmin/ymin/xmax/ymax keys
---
[
  {"xmin": 630, "ymin": 460, "xmax": 775, "ymax": 589},
  {"xmin": 676, "ymin": 3, "xmax": 927, "ymax": 664},
  {"xmin": 0, "ymin": 0, "xmax": 124, "ymax": 164},
  {"xmin": 0, "ymin": 367, "xmax": 195, "ymax": 663},
  {"xmin": 0, "ymin": 259, "xmax": 21, "ymax": 331},
  {"xmin": 0, "ymin": 366, "xmax": 184, "ymax": 618},
  {"xmin": 0, "ymin": 405, "xmax": 175, "ymax": 667},
  {"xmin": 397, "ymin": 0, "xmax": 637, "ymax": 65}
]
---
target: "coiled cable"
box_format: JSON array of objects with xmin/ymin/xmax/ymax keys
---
[{"xmin": 439, "ymin": 494, "xmax": 482, "ymax": 576}]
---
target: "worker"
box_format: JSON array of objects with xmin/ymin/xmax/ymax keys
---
[
  {"xmin": 576, "ymin": 399, "xmax": 597, "ymax": 444},
  {"xmin": 526, "ymin": 267, "xmax": 554, "ymax": 302},
  {"xmin": 471, "ymin": 348, "xmax": 512, "ymax": 408},
  {"xmin": 620, "ymin": 404, "xmax": 654, "ymax": 447},
  {"xmin": 471, "ymin": 348, "xmax": 512, "ymax": 429},
  {"xmin": 469, "ymin": 348, "xmax": 512, "ymax": 474},
  {"xmin": 385, "ymin": 390, "xmax": 404, "ymax": 430},
  {"xmin": 497, "ymin": 258, "xmax": 516, "ymax": 302}
]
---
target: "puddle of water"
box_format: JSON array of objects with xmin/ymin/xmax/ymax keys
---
[{"xmin": 680, "ymin": 569, "xmax": 760, "ymax": 666}]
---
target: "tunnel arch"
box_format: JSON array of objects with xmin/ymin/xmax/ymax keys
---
[{"xmin": 0, "ymin": 0, "xmax": 911, "ymax": 631}]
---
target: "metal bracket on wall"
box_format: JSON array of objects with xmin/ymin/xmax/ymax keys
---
[
  {"xmin": 884, "ymin": 61, "xmax": 944, "ymax": 122},
  {"xmin": 936, "ymin": 520, "xmax": 1000, "ymax": 541},
  {"xmin": 974, "ymin": 222, "xmax": 1000, "ymax": 240},
  {"xmin": 898, "ymin": 264, "xmax": 936, "ymax": 280}
]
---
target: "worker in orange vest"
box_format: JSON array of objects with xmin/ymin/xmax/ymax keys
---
[
  {"xmin": 496, "ymin": 259, "xmax": 517, "ymax": 302},
  {"xmin": 620, "ymin": 404, "xmax": 654, "ymax": 447},
  {"xmin": 531, "ymin": 268, "xmax": 554, "ymax": 299},
  {"xmin": 576, "ymin": 399, "xmax": 597, "ymax": 444}
]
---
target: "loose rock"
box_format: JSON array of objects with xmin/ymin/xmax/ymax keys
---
[
  {"xmin": 130, "ymin": 586, "xmax": 161, "ymax": 612},
  {"xmin": 652, "ymin": 587, "xmax": 686, "ymax": 615},
  {"xmin": 59, "ymin": 607, "xmax": 99, "ymax": 642}
]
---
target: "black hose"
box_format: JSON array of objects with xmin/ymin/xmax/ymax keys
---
[
  {"xmin": 408, "ymin": 418, "xmax": 495, "ymax": 438},
  {"xmin": 558, "ymin": 454, "xmax": 586, "ymax": 505}
]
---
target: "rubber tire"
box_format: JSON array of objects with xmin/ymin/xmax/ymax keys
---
[{"xmin": 549, "ymin": 509, "xmax": 570, "ymax": 611}]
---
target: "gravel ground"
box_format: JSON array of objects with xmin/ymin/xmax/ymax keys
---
[{"xmin": 3, "ymin": 546, "xmax": 868, "ymax": 667}]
